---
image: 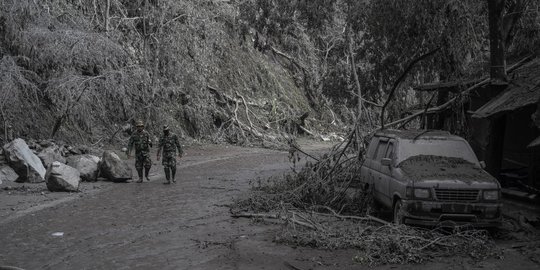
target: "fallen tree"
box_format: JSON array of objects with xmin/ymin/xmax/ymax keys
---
[{"xmin": 232, "ymin": 118, "xmax": 500, "ymax": 264}]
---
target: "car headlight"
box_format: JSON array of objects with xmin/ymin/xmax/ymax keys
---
[
  {"xmin": 414, "ymin": 188, "xmax": 430, "ymax": 199},
  {"xmin": 483, "ymin": 190, "xmax": 499, "ymax": 200}
]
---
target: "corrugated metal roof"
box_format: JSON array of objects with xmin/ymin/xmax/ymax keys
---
[
  {"xmin": 472, "ymin": 82, "xmax": 540, "ymax": 118},
  {"xmin": 472, "ymin": 59, "xmax": 540, "ymax": 118}
]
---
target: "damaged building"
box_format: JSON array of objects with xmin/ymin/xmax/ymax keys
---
[{"xmin": 415, "ymin": 58, "xmax": 540, "ymax": 193}]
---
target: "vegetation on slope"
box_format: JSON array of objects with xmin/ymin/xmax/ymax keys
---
[{"xmin": 1, "ymin": 0, "xmax": 539, "ymax": 146}]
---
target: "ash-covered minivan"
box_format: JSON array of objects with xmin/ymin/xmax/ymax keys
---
[{"xmin": 360, "ymin": 129, "xmax": 502, "ymax": 227}]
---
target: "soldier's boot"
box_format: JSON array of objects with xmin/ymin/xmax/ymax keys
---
[
  {"xmin": 171, "ymin": 167, "xmax": 177, "ymax": 183},
  {"xmin": 144, "ymin": 167, "xmax": 151, "ymax": 181},
  {"xmin": 164, "ymin": 168, "xmax": 171, "ymax": 184},
  {"xmin": 136, "ymin": 168, "xmax": 143, "ymax": 183}
]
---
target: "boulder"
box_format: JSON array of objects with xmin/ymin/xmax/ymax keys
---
[
  {"xmin": 66, "ymin": 154, "xmax": 100, "ymax": 181},
  {"xmin": 3, "ymin": 138, "xmax": 46, "ymax": 183},
  {"xmin": 0, "ymin": 165, "xmax": 18, "ymax": 184},
  {"xmin": 38, "ymin": 146, "xmax": 66, "ymax": 168},
  {"xmin": 99, "ymin": 151, "xmax": 132, "ymax": 182},
  {"xmin": 45, "ymin": 161, "xmax": 80, "ymax": 192}
]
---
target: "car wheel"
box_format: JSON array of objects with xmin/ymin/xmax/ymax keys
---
[{"xmin": 393, "ymin": 199, "xmax": 404, "ymax": 225}]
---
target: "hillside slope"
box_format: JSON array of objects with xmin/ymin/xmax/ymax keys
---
[{"xmin": 0, "ymin": 0, "xmax": 315, "ymax": 147}]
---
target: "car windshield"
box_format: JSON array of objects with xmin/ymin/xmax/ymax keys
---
[{"xmin": 396, "ymin": 138, "xmax": 479, "ymax": 165}]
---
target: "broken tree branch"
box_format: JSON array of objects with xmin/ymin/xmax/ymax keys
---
[
  {"xmin": 380, "ymin": 48, "xmax": 440, "ymax": 129},
  {"xmin": 348, "ymin": 90, "xmax": 383, "ymax": 107},
  {"xmin": 315, "ymin": 205, "xmax": 389, "ymax": 225},
  {"xmin": 236, "ymin": 91, "xmax": 254, "ymax": 131},
  {"xmin": 385, "ymin": 54, "xmax": 532, "ymax": 128},
  {"xmin": 289, "ymin": 143, "xmax": 320, "ymax": 162},
  {"xmin": 356, "ymin": 96, "xmax": 383, "ymax": 107},
  {"xmin": 231, "ymin": 212, "xmax": 318, "ymax": 230},
  {"xmin": 207, "ymin": 86, "xmax": 262, "ymax": 107},
  {"xmin": 231, "ymin": 212, "xmax": 278, "ymax": 219},
  {"xmin": 270, "ymin": 46, "xmax": 304, "ymax": 71}
]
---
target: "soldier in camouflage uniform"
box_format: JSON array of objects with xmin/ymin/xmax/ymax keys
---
[
  {"xmin": 127, "ymin": 120, "xmax": 153, "ymax": 183},
  {"xmin": 156, "ymin": 125, "xmax": 183, "ymax": 184}
]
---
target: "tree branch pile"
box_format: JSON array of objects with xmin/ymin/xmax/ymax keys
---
[
  {"xmin": 277, "ymin": 214, "xmax": 498, "ymax": 265},
  {"xmin": 233, "ymin": 125, "xmax": 370, "ymax": 214},
  {"xmin": 233, "ymin": 198, "xmax": 498, "ymax": 265},
  {"xmin": 232, "ymin": 124, "xmax": 499, "ymax": 265}
]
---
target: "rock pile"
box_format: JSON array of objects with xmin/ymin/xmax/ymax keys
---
[{"xmin": 1, "ymin": 138, "xmax": 132, "ymax": 191}]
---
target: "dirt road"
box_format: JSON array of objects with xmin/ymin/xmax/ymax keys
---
[{"xmin": 0, "ymin": 144, "xmax": 539, "ymax": 270}]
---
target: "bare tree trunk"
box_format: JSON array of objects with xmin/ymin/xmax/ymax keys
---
[
  {"xmin": 485, "ymin": 0, "xmax": 508, "ymax": 179},
  {"xmin": 1, "ymin": 109, "xmax": 6, "ymax": 143},
  {"xmin": 93, "ymin": 0, "xmax": 100, "ymax": 26},
  {"xmin": 348, "ymin": 35, "xmax": 363, "ymax": 148},
  {"xmin": 348, "ymin": 36, "xmax": 362, "ymax": 122},
  {"xmin": 488, "ymin": 0, "xmax": 507, "ymax": 84},
  {"xmin": 104, "ymin": 0, "xmax": 110, "ymax": 32}
]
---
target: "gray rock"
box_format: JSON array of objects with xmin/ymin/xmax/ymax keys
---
[
  {"xmin": 3, "ymin": 138, "xmax": 46, "ymax": 183},
  {"xmin": 99, "ymin": 151, "xmax": 132, "ymax": 182},
  {"xmin": 45, "ymin": 161, "xmax": 80, "ymax": 192},
  {"xmin": 66, "ymin": 154, "xmax": 100, "ymax": 181},
  {"xmin": 38, "ymin": 146, "xmax": 66, "ymax": 168},
  {"xmin": 0, "ymin": 165, "xmax": 18, "ymax": 183}
]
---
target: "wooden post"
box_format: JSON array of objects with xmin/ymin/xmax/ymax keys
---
[
  {"xmin": 434, "ymin": 90, "xmax": 449, "ymax": 129},
  {"xmin": 485, "ymin": 114, "xmax": 506, "ymax": 178}
]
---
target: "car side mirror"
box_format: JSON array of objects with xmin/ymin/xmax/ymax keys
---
[
  {"xmin": 479, "ymin": 161, "xmax": 486, "ymax": 169},
  {"xmin": 381, "ymin": 158, "xmax": 392, "ymax": 167}
]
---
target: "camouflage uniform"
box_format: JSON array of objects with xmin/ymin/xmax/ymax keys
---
[
  {"xmin": 128, "ymin": 121, "xmax": 152, "ymax": 182},
  {"xmin": 157, "ymin": 126, "xmax": 183, "ymax": 184}
]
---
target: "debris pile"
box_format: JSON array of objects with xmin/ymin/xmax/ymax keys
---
[
  {"xmin": 235, "ymin": 129, "xmax": 368, "ymax": 214},
  {"xmin": 232, "ymin": 128, "xmax": 500, "ymax": 265},
  {"xmin": 1, "ymin": 137, "xmax": 128, "ymax": 191},
  {"xmin": 277, "ymin": 214, "xmax": 497, "ymax": 265}
]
